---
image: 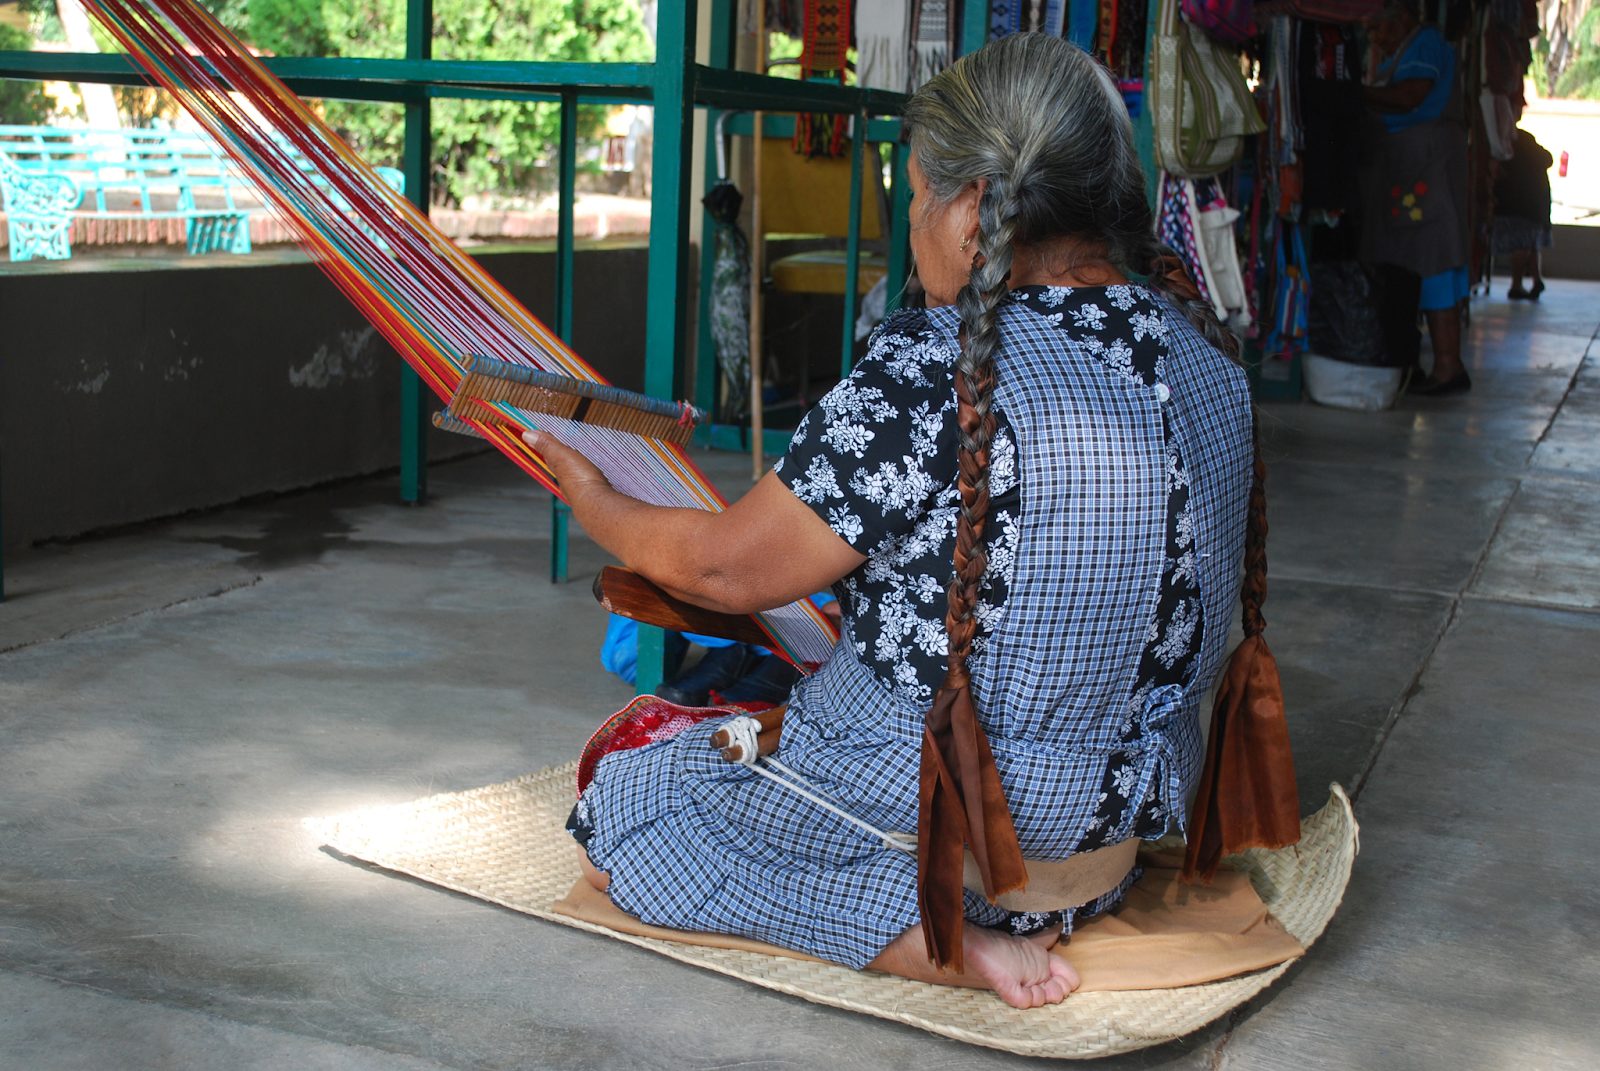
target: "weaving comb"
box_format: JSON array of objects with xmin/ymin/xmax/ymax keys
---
[{"xmin": 435, "ymin": 354, "xmax": 706, "ymax": 446}]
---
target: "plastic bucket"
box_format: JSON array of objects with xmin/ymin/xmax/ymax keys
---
[{"xmin": 1302, "ymin": 352, "xmax": 1403, "ymax": 411}]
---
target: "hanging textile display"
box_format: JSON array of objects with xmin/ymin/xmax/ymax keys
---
[
  {"xmin": 1180, "ymin": 0, "xmax": 1256, "ymax": 46},
  {"xmin": 1150, "ymin": 0, "xmax": 1265, "ymax": 178},
  {"xmin": 1194, "ymin": 181, "xmax": 1250, "ymax": 328},
  {"xmin": 857, "ymin": 0, "xmax": 912, "ymax": 92},
  {"xmin": 1264, "ymin": 221, "xmax": 1311, "ymax": 359},
  {"xmin": 1157, "ymin": 172, "xmax": 1217, "ymax": 308},
  {"xmin": 910, "ymin": 0, "xmax": 957, "ymax": 90},
  {"xmin": 1263, "ymin": 16, "xmax": 1303, "ymax": 220},
  {"xmin": 1157, "ymin": 173, "xmax": 1250, "ymax": 328},
  {"xmin": 990, "ymin": 0, "xmax": 1067, "ymax": 38},
  {"xmin": 74, "ymin": 0, "xmax": 837, "ymax": 668},
  {"xmin": 792, "ymin": 0, "xmax": 854, "ymax": 157},
  {"xmin": 1099, "ymin": 0, "xmax": 1121, "ymax": 61}
]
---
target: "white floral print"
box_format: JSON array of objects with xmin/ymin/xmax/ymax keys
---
[
  {"xmin": 822, "ymin": 421, "xmax": 874, "ymax": 458},
  {"xmin": 788, "ymin": 454, "xmax": 843, "ymax": 506}
]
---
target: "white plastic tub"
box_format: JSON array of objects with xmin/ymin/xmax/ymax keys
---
[{"xmin": 1302, "ymin": 352, "xmax": 1404, "ymax": 411}]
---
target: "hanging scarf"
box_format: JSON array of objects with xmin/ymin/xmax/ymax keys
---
[
  {"xmin": 1098, "ymin": 0, "xmax": 1119, "ymax": 62},
  {"xmin": 911, "ymin": 0, "xmax": 956, "ymax": 90},
  {"xmin": 990, "ymin": 0, "xmax": 1066, "ymax": 37},
  {"xmin": 858, "ymin": 0, "xmax": 912, "ymax": 93},
  {"xmin": 793, "ymin": 0, "xmax": 853, "ymax": 158},
  {"xmin": 1157, "ymin": 172, "xmax": 1218, "ymax": 309}
]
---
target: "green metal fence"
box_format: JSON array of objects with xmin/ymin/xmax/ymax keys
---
[{"xmin": 0, "ymin": 0, "xmax": 909, "ymax": 694}]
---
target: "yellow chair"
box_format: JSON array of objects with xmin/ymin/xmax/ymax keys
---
[{"xmin": 757, "ymin": 136, "xmax": 887, "ymax": 296}]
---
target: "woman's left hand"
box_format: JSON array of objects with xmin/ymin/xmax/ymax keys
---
[{"xmin": 523, "ymin": 429, "xmax": 611, "ymax": 504}]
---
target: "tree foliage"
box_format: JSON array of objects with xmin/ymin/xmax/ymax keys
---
[
  {"xmin": 240, "ymin": 0, "xmax": 652, "ymax": 205},
  {"xmin": 15, "ymin": 0, "xmax": 650, "ymax": 204},
  {"xmin": 1553, "ymin": 7, "xmax": 1600, "ymax": 99},
  {"xmin": 0, "ymin": 25, "xmax": 51, "ymax": 125}
]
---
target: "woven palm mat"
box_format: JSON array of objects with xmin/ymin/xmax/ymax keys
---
[{"xmin": 309, "ymin": 765, "xmax": 1356, "ymax": 1059}]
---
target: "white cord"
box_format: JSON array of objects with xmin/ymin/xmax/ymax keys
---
[{"xmin": 721, "ymin": 716, "xmax": 916, "ymax": 854}]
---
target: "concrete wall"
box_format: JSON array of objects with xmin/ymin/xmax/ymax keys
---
[
  {"xmin": 1543, "ymin": 225, "xmax": 1600, "ymax": 281},
  {"xmin": 0, "ymin": 245, "xmax": 650, "ymax": 550}
]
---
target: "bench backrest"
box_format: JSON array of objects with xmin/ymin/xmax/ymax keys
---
[
  {"xmin": 0, "ymin": 126, "xmax": 401, "ymax": 215},
  {"xmin": 0, "ymin": 125, "xmax": 250, "ymax": 213}
]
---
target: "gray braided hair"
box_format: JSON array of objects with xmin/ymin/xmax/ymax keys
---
[
  {"xmin": 904, "ymin": 33, "xmax": 1238, "ymax": 373},
  {"xmin": 904, "ymin": 33, "xmax": 1240, "ymax": 637}
]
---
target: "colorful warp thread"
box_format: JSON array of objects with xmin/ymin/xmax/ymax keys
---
[{"xmin": 76, "ymin": 0, "xmax": 837, "ymax": 669}]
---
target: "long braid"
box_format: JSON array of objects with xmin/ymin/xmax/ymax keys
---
[
  {"xmin": 944, "ymin": 178, "xmax": 1022, "ymax": 685},
  {"xmin": 900, "ymin": 33, "xmax": 1292, "ymax": 907}
]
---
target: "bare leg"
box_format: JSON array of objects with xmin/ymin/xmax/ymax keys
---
[
  {"xmin": 577, "ymin": 844, "xmax": 1073, "ymax": 1006},
  {"xmin": 1424, "ymin": 303, "xmax": 1465, "ymax": 382},
  {"xmin": 1509, "ymin": 250, "xmax": 1528, "ymax": 294},
  {"xmin": 577, "ymin": 845, "xmax": 609, "ymax": 892},
  {"xmin": 868, "ymin": 922, "xmax": 1079, "ymax": 1009}
]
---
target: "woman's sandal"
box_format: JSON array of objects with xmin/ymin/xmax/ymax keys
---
[{"xmin": 1410, "ymin": 370, "xmax": 1473, "ymax": 396}]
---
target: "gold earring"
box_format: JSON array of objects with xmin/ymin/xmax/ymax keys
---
[{"xmin": 960, "ymin": 234, "xmax": 972, "ymax": 251}]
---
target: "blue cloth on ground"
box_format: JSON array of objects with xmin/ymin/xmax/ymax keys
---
[{"xmin": 599, "ymin": 591, "xmax": 838, "ymax": 683}]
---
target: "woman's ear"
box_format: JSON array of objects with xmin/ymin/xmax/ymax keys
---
[{"xmin": 959, "ymin": 179, "xmax": 986, "ymax": 246}]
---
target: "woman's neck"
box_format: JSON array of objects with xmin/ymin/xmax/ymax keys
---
[{"xmin": 1008, "ymin": 237, "xmax": 1129, "ymax": 289}]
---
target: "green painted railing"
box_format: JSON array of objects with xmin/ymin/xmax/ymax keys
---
[{"xmin": 0, "ymin": 0, "xmax": 908, "ymax": 687}]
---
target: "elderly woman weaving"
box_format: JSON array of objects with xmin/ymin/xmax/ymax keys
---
[{"xmin": 529, "ymin": 34, "xmax": 1253, "ymax": 1010}]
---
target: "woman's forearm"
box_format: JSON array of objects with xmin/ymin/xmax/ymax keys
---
[
  {"xmin": 561, "ymin": 481, "xmax": 741, "ymax": 611},
  {"xmin": 1364, "ymin": 78, "xmax": 1431, "ymax": 113},
  {"xmin": 525, "ymin": 429, "xmax": 865, "ymax": 617}
]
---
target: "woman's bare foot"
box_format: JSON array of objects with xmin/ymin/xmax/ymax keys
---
[
  {"xmin": 963, "ymin": 925, "xmax": 1079, "ymax": 1009},
  {"xmin": 867, "ymin": 922, "xmax": 1080, "ymax": 1009}
]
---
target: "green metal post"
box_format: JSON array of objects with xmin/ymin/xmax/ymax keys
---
[
  {"xmin": 550, "ymin": 500, "xmax": 571, "ymax": 582},
  {"xmin": 633, "ymin": 0, "xmax": 699, "ymax": 696},
  {"xmin": 839, "ymin": 106, "xmax": 866, "ymax": 378},
  {"xmin": 961, "ymin": 1, "xmax": 989, "ymax": 57},
  {"xmin": 399, "ymin": 0, "xmax": 433, "ymax": 505},
  {"xmin": 884, "ymin": 141, "xmax": 912, "ymax": 314},
  {"xmin": 550, "ymin": 89, "xmax": 579, "ymax": 582},
  {"xmin": 693, "ymin": 0, "xmax": 737, "ymax": 429},
  {"xmin": 556, "ymin": 91, "xmax": 578, "ymax": 342},
  {"xmin": 1136, "ymin": 0, "xmax": 1162, "ymax": 206}
]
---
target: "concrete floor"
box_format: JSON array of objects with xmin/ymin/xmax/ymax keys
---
[{"xmin": 2, "ymin": 285, "xmax": 1598, "ymax": 1070}]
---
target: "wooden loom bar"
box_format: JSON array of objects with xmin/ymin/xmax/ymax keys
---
[{"xmin": 594, "ymin": 566, "xmax": 774, "ymax": 648}]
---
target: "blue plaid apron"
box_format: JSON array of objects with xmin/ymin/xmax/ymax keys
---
[{"xmin": 578, "ymin": 298, "xmax": 1253, "ymax": 968}]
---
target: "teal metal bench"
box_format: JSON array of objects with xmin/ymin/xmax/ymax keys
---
[{"xmin": 0, "ymin": 125, "xmax": 404, "ymax": 262}]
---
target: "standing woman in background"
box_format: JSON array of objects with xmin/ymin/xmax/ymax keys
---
[
  {"xmin": 1495, "ymin": 127, "xmax": 1554, "ymax": 301},
  {"xmin": 1362, "ymin": 0, "xmax": 1473, "ymax": 395}
]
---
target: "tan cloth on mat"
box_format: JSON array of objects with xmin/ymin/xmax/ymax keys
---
[{"xmin": 552, "ymin": 846, "xmax": 1304, "ymax": 993}]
